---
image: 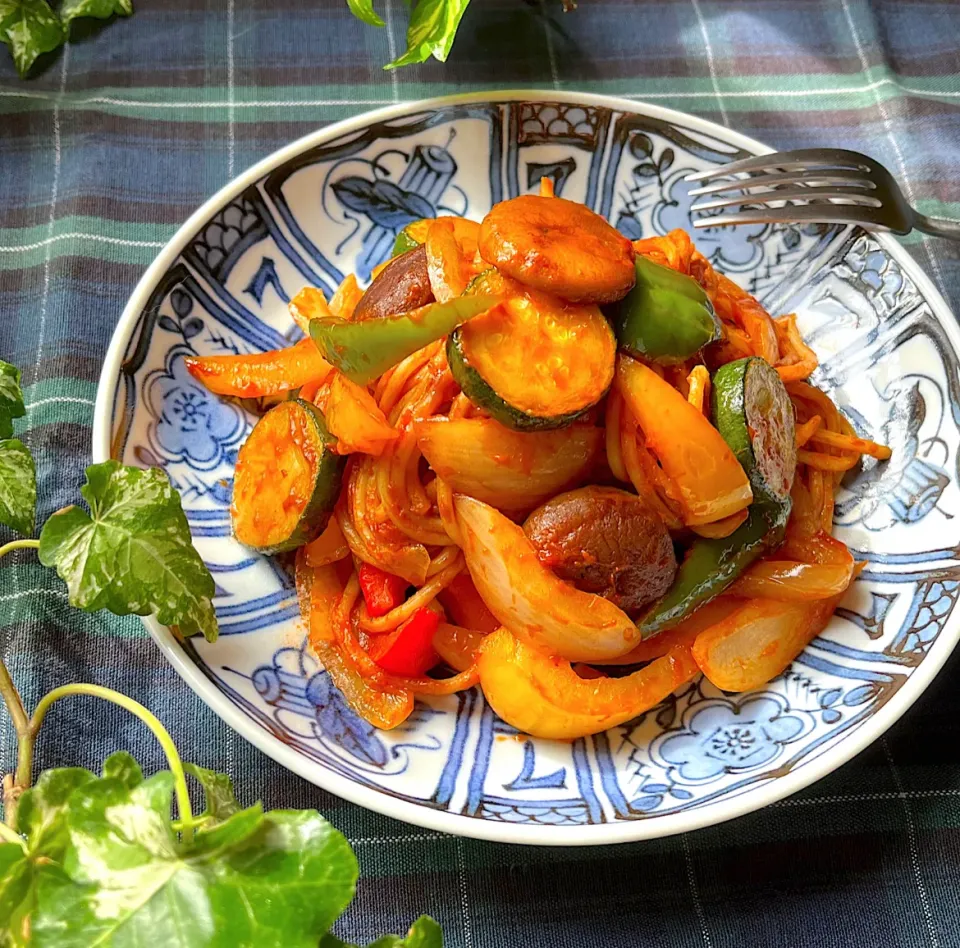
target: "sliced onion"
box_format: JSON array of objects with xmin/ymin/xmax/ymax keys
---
[
  {"xmin": 692, "ymin": 595, "xmax": 841, "ymax": 692},
  {"xmin": 417, "ymin": 417, "xmax": 601, "ymax": 511},
  {"xmin": 454, "ymin": 494, "xmax": 640, "ymax": 662},
  {"xmin": 477, "ymin": 628, "xmax": 697, "ymax": 739}
]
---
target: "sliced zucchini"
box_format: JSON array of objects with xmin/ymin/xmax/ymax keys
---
[
  {"xmin": 231, "ymin": 399, "xmax": 345, "ymax": 554},
  {"xmin": 712, "ymin": 356, "xmax": 797, "ymax": 504},
  {"xmin": 607, "ymin": 256, "xmax": 722, "ymax": 364},
  {"xmin": 391, "ymin": 218, "xmax": 434, "ymax": 257},
  {"xmin": 449, "ymin": 270, "xmax": 616, "ymax": 431},
  {"xmin": 640, "ymin": 357, "xmax": 796, "ymax": 636}
]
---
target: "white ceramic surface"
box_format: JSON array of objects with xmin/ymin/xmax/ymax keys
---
[{"xmin": 93, "ymin": 91, "xmax": 960, "ymax": 845}]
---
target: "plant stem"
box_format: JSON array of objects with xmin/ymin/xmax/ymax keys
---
[
  {"xmin": 0, "ymin": 538, "xmax": 40, "ymax": 559},
  {"xmin": 0, "ymin": 814, "xmax": 23, "ymax": 846},
  {"xmin": 0, "ymin": 541, "xmax": 41, "ymax": 829},
  {"xmin": 0, "ymin": 661, "xmax": 32, "ymax": 829},
  {"xmin": 28, "ymin": 684, "xmax": 196, "ymax": 841}
]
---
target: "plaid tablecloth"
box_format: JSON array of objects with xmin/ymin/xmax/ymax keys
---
[{"xmin": 2, "ymin": 2, "xmax": 960, "ymax": 945}]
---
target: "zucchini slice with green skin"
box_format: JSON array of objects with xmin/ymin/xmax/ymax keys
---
[
  {"xmin": 712, "ymin": 356, "xmax": 797, "ymax": 504},
  {"xmin": 449, "ymin": 269, "xmax": 617, "ymax": 432},
  {"xmin": 639, "ymin": 357, "xmax": 796, "ymax": 636},
  {"xmin": 231, "ymin": 399, "xmax": 345, "ymax": 554},
  {"xmin": 607, "ymin": 256, "xmax": 722, "ymax": 364},
  {"xmin": 391, "ymin": 218, "xmax": 434, "ymax": 257}
]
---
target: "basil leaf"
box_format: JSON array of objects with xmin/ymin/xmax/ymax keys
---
[
  {"xmin": 385, "ymin": 0, "xmax": 469, "ymax": 68},
  {"xmin": 346, "ymin": 0, "xmax": 384, "ymax": 28},
  {"xmin": 184, "ymin": 763, "xmax": 241, "ymax": 822},
  {"xmin": 0, "ymin": 440, "xmax": 36, "ymax": 536},
  {"xmin": 0, "ymin": 0, "xmax": 65, "ymax": 78},
  {"xmin": 60, "ymin": 0, "xmax": 132, "ymax": 25},
  {"xmin": 101, "ymin": 750, "xmax": 143, "ymax": 789},
  {"xmin": 38, "ymin": 460, "xmax": 218, "ymax": 642},
  {"xmin": 31, "ymin": 773, "xmax": 359, "ymax": 946}
]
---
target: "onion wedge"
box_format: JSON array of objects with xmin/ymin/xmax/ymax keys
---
[
  {"xmin": 417, "ymin": 417, "xmax": 601, "ymax": 510},
  {"xmin": 616, "ymin": 355, "xmax": 752, "ymax": 525},
  {"xmin": 296, "ymin": 555, "xmax": 413, "ymax": 728},
  {"xmin": 477, "ymin": 628, "xmax": 697, "ymax": 739},
  {"xmin": 692, "ymin": 594, "xmax": 843, "ymax": 692},
  {"xmin": 454, "ymin": 495, "xmax": 640, "ymax": 661}
]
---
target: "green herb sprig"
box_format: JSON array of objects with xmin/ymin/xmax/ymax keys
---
[
  {"xmin": 0, "ymin": 360, "xmax": 442, "ymax": 947},
  {"xmin": 0, "ymin": 0, "xmax": 132, "ymax": 78},
  {"xmin": 4, "ymin": 1, "xmax": 576, "ymax": 78}
]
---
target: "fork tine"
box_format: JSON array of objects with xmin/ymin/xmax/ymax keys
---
[
  {"xmin": 690, "ymin": 204, "xmax": 892, "ymax": 230},
  {"xmin": 687, "ymin": 168, "xmax": 875, "ymax": 197},
  {"xmin": 684, "ymin": 148, "xmax": 874, "ymax": 183},
  {"xmin": 689, "ymin": 187, "xmax": 883, "ymax": 213}
]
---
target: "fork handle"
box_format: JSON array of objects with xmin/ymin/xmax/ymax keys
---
[{"xmin": 913, "ymin": 212, "xmax": 960, "ymax": 242}]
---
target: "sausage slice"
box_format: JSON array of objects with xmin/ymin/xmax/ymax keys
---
[{"xmin": 524, "ymin": 486, "xmax": 677, "ymax": 616}]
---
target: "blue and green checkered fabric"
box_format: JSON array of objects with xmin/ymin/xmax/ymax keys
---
[{"xmin": 2, "ymin": 2, "xmax": 960, "ymax": 945}]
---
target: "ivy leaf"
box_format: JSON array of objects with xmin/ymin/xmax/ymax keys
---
[
  {"xmin": 37, "ymin": 460, "xmax": 218, "ymax": 642},
  {"xmin": 15, "ymin": 767, "xmax": 95, "ymax": 861},
  {"xmin": 184, "ymin": 763, "xmax": 242, "ymax": 822},
  {"xmin": 60, "ymin": 0, "xmax": 132, "ymax": 26},
  {"xmin": 0, "ymin": 0, "xmax": 65, "ymax": 78},
  {"xmin": 368, "ymin": 916, "xmax": 444, "ymax": 947},
  {"xmin": 0, "ymin": 843, "xmax": 32, "ymax": 945},
  {"xmin": 0, "ymin": 362, "xmax": 25, "ymax": 440},
  {"xmin": 0, "ymin": 439, "xmax": 36, "ymax": 536},
  {"xmin": 346, "ymin": 0, "xmax": 384, "ymax": 28},
  {"xmin": 30, "ymin": 773, "xmax": 359, "ymax": 946},
  {"xmin": 101, "ymin": 750, "xmax": 143, "ymax": 789},
  {"xmin": 385, "ymin": 0, "xmax": 470, "ymax": 68},
  {"xmin": 322, "ymin": 917, "xmax": 444, "ymax": 948}
]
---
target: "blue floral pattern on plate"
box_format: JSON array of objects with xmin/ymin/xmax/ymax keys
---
[{"xmin": 98, "ymin": 94, "xmax": 960, "ymax": 842}]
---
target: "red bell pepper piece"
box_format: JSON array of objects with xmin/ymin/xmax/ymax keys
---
[
  {"xmin": 358, "ymin": 563, "xmax": 409, "ymax": 618},
  {"xmin": 368, "ymin": 607, "xmax": 441, "ymax": 677}
]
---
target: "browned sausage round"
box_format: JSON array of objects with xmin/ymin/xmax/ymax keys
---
[
  {"xmin": 523, "ymin": 486, "xmax": 677, "ymax": 615},
  {"xmin": 353, "ymin": 244, "xmax": 434, "ymax": 321}
]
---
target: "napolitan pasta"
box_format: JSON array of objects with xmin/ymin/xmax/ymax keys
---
[{"xmin": 185, "ymin": 181, "xmax": 890, "ymax": 740}]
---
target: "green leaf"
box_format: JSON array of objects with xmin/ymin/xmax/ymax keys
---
[
  {"xmin": 0, "ymin": 440, "xmax": 36, "ymax": 536},
  {"xmin": 385, "ymin": 0, "xmax": 469, "ymax": 68},
  {"xmin": 346, "ymin": 0, "xmax": 384, "ymax": 28},
  {"xmin": 60, "ymin": 0, "xmax": 132, "ymax": 26},
  {"xmin": 0, "ymin": 362, "xmax": 25, "ymax": 440},
  {"xmin": 0, "ymin": 0, "xmax": 65, "ymax": 78},
  {"xmin": 322, "ymin": 917, "xmax": 444, "ymax": 948},
  {"xmin": 101, "ymin": 751, "xmax": 143, "ymax": 789},
  {"xmin": 368, "ymin": 916, "xmax": 444, "ymax": 947},
  {"xmin": 14, "ymin": 767, "xmax": 95, "ymax": 861},
  {"xmin": 0, "ymin": 844, "xmax": 32, "ymax": 946},
  {"xmin": 38, "ymin": 460, "xmax": 218, "ymax": 641},
  {"xmin": 31, "ymin": 773, "xmax": 359, "ymax": 947},
  {"xmin": 184, "ymin": 763, "xmax": 241, "ymax": 822}
]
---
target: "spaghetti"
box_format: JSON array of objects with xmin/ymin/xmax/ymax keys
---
[{"xmin": 188, "ymin": 196, "xmax": 891, "ymax": 741}]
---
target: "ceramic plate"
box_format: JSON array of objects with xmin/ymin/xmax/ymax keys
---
[{"xmin": 93, "ymin": 91, "xmax": 960, "ymax": 845}]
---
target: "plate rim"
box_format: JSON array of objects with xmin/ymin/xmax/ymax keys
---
[{"xmin": 92, "ymin": 88, "xmax": 960, "ymax": 846}]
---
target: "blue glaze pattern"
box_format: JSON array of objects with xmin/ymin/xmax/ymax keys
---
[{"xmin": 104, "ymin": 98, "xmax": 960, "ymax": 832}]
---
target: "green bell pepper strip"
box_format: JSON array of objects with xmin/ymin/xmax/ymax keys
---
[
  {"xmin": 309, "ymin": 295, "xmax": 500, "ymax": 386},
  {"xmin": 606, "ymin": 255, "xmax": 722, "ymax": 364},
  {"xmin": 638, "ymin": 501, "xmax": 789, "ymax": 637}
]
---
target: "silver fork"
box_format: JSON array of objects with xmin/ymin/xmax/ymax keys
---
[{"xmin": 685, "ymin": 148, "xmax": 960, "ymax": 241}]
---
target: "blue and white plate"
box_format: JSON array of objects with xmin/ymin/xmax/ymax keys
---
[{"xmin": 94, "ymin": 92, "xmax": 960, "ymax": 845}]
